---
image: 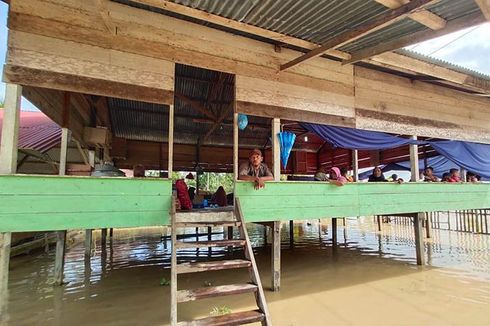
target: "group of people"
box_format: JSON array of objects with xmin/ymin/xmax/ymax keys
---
[{"xmin": 424, "ymin": 166, "xmax": 481, "ymax": 183}]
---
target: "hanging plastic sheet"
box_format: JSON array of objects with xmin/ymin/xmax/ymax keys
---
[{"xmin": 278, "ymin": 131, "xmax": 296, "ymax": 169}]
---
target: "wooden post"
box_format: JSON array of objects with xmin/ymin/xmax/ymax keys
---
[
  {"xmin": 272, "ymin": 118, "xmax": 281, "ymax": 181},
  {"xmin": 88, "ymin": 150, "xmax": 96, "ymax": 168},
  {"xmin": 377, "ymin": 215, "xmax": 382, "ymax": 231},
  {"xmin": 101, "ymin": 228, "xmax": 107, "ymax": 247},
  {"xmin": 233, "ymin": 112, "xmax": 239, "ymax": 180},
  {"xmin": 409, "ymin": 135, "xmax": 419, "ymax": 182},
  {"xmin": 59, "ymin": 128, "xmax": 70, "ymax": 176},
  {"xmin": 271, "ymin": 221, "xmax": 281, "ymax": 291},
  {"xmin": 54, "ymin": 231, "xmax": 66, "ymax": 285},
  {"xmin": 85, "ymin": 229, "xmax": 93, "ymax": 257},
  {"xmin": 289, "ymin": 220, "xmax": 294, "ymax": 248},
  {"xmin": 0, "ymin": 84, "xmax": 21, "ymax": 301},
  {"xmin": 331, "ymin": 218, "xmax": 338, "ymax": 247},
  {"xmin": 414, "ymin": 213, "xmax": 425, "ymax": 265},
  {"xmin": 352, "ymin": 149, "xmax": 359, "ymax": 181},
  {"xmin": 168, "ymin": 104, "xmax": 174, "ymax": 177},
  {"xmin": 425, "ymin": 212, "xmax": 431, "ymax": 238}
]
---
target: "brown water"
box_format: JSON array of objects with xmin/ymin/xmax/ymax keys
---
[{"xmin": 3, "ymin": 218, "xmax": 490, "ymax": 326}]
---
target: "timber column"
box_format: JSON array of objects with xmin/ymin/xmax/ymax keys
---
[
  {"xmin": 0, "ymin": 83, "xmax": 21, "ymax": 316},
  {"xmin": 271, "ymin": 118, "xmax": 281, "ymax": 291}
]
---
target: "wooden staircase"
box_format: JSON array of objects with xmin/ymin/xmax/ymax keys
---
[{"xmin": 170, "ymin": 198, "xmax": 272, "ymax": 326}]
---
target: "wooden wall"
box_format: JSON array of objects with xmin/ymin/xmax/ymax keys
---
[
  {"xmin": 4, "ymin": 0, "xmax": 490, "ymax": 144},
  {"xmin": 0, "ymin": 175, "xmax": 172, "ymax": 232}
]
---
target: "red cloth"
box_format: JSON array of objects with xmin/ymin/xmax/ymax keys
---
[
  {"xmin": 175, "ymin": 179, "xmax": 192, "ymax": 210},
  {"xmin": 448, "ymin": 176, "xmax": 461, "ymax": 183}
]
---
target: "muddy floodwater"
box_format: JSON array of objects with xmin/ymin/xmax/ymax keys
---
[{"xmin": 3, "ymin": 218, "xmax": 490, "ymax": 326}]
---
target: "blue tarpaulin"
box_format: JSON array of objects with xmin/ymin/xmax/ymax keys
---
[
  {"xmin": 302, "ymin": 123, "xmax": 490, "ymax": 180},
  {"xmin": 301, "ymin": 123, "xmax": 420, "ymax": 150}
]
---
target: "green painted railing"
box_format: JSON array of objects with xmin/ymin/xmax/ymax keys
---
[
  {"xmin": 0, "ymin": 175, "xmax": 172, "ymax": 232},
  {"xmin": 235, "ymin": 181, "xmax": 490, "ymax": 222}
]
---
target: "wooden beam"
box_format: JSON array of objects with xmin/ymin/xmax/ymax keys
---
[
  {"xmin": 414, "ymin": 212, "xmax": 425, "ymax": 265},
  {"xmin": 352, "ymin": 149, "xmax": 359, "ymax": 182},
  {"xmin": 168, "ymin": 104, "xmax": 174, "ymax": 176},
  {"xmin": 54, "ymin": 230, "xmax": 66, "ymax": 285},
  {"xmin": 375, "ymin": 0, "xmax": 446, "ymax": 30},
  {"xmin": 59, "ymin": 128, "xmax": 70, "ymax": 176},
  {"xmin": 272, "ymin": 118, "xmax": 281, "ymax": 181},
  {"xmin": 409, "ymin": 135, "xmax": 419, "ymax": 182},
  {"xmin": 130, "ymin": 0, "xmax": 350, "ymax": 60},
  {"xmin": 0, "ymin": 84, "xmax": 22, "ymax": 174},
  {"xmin": 95, "ymin": 0, "xmax": 117, "ymax": 34},
  {"xmin": 475, "ymin": 0, "xmax": 490, "ymax": 20},
  {"xmin": 233, "ymin": 112, "xmax": 239, "ymax": 180},
  {"xmin": 344, "ymin": 11, "xmax": 485, "ymax": 64},
  {"xmin": 271, "ymin": 221, "xmax": 281, "ymax": 291},
  {"xmin": 280, "ymin": 0, "xmax": 439, "ymax": 71},
  {"xmin": 174, "ymin": 92, "xmax": 216, "ymax": 121}
]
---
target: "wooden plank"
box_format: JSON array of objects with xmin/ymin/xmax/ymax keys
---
[
  {"xmin": 233, "ymin": 112, "xmax": 239, "ymax": 180},
  {"xmin": 0, "ymin": 84, "xmax": 21, "ymax": 174},
  {"xmin": 59, "ymin": 128, "xmax": 69, "ymax": 176},
  {"xmin": 280, "ymin": 0, "xmax": 439, "ymax": 70},
  {"xmin": 176, "ymin": 283, "xmax": 257, "ymax": 303},
  {"xmin": 473, "ymin": 0, "xmax": 490, "ymax": 21},
  {"xmin": 176, "ymin": 310, "xmax": 264, "ymax": 326},
  {"xmin": 352, "ymin": 149, "xmax": 359, "ymax": 181},
  {"xmin": 168, "ymin": 104, "xmax": 174, "ymax": 176},
  {"xmin": 375, "ymin": 0, "xmax": 446, "ymax": 30},
  {"xmin": 409, "ymin": 135, "xmax": 419, "ymax": 182},
  {"xmin": 176, "ymin": 259, "xmax": 251, "ymax": 274},
  {"xmin": 271, "ymin": 221, "xmax": 281, "ymax": 291},
  {"xmin": 175, "ymin": 239, "xmax": 245, "ymax": 249},
  {"xmin": 344, "ymin": 11, "xmax": 483, "ymax": 64},
  {"xmin": 175, "ymin": 221, "xmax": 241, "ymax": 228}
]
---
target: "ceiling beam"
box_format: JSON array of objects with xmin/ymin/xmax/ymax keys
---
[
  {"xmin": 343, "ymin": 11, "xmax": 485, "ymax": 65},
  {"xmin": 95, "ymin": 0, "xmax": 117, "ymax": 34},
  {"xmin": 375, "ymin": 0, "xmax": 446, "ymax": 30},
  {"xmin": 475, "ymin": 0, "xmax": 490, "ymax": 20},
  {"xmin": 126, "ymin": 0, "xmax": 489, "ymax": 93},
  {"xmin": 279, "ymin": 0, "xmax": 439, "ymax": 71},
  {"xmin": 174, "ymin": 93, "xmax": 217, "ymax": 121}
]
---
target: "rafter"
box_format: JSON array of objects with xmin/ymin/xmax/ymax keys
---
[
  {"xmin": 95, "ymin": 0, "xmax": 117, "ymax": 34},
  {"xmin": 475, "ymin": 0, "xmax": 490, "ymax": 20},
  {"xmin": 280, "ymin": 0, "xmax": 439, "ymax": 71},
  {"xmin": 174, "ymin": 92, "xmax": 216, "ymax": 121},
  {"xmin": 375, "ymin": 0, "xmax": 446, "ymax": 30},
  {"xmin": 342, "ymin": 11, "xmax": 484, "ymax": 65}
]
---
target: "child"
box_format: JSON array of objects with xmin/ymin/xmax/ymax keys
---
[{"xmin": 448, "ymin": 168, "xmax": 461, "ymax": 182}]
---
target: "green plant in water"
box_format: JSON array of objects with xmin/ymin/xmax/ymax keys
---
[
  {"xmin": 159, "ymin": 277, "xmax": 170, "ymax": 286},
  {"xmin": 210, "ymin": 306, "xmax": 232, "ymax": 316}
]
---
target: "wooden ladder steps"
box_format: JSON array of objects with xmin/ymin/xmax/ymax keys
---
[
  {"xmin": 175, "ymin": 239, "xmax": 246, "ymax": 249},
  {"xmin": 177, "ymin": 259, "xmax": 251, "ymax": 274},
  {"xmin": 177, "ymin": 283, "xmax": 258, "ymax": 303},
  {"xmin": 176, "ymin": 310, "xmax": 265, "ymax": 326},
  {"xmin": 175, "ymin": 221, "xmax": 241, "ymax": 228}
]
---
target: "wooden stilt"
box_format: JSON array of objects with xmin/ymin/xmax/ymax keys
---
[
  {"xmin": 109, "ymin": 228, "xmax": 114, "ymax": 237},
  {"xmin": 414, "ymin": 213, "xmax": 425, "ymax": 265},
  {"xmin": 425, "ymin": 212, "xmax": 431, "ymax": 238},
  {"xmin": 332, "ymin": 218, "xmax": 338, "ymax": 247},
  {"xmin": 85, "ymin": 229, "xmax": 92, "ymax": 257},
  {"xmin": 377, "ymin": 215, "xmax": 382, "ymax": 231},
  {"xmin": 271, "ymin": 221, "xmax": 281, "ymax": 292},
  {"xmin": 289, "ymin": 220, "xmax": 294, "ymax": 248},
  {"xmin": 0, "ymin": 84, "xmax": 22, "ymax": 296},
  {"xmin": 54, "ymin": 231, "xmax": 67, "ymax": 285},
  {"xmin": 101, "ymin": 228, "xmax": 107, "ymax": 248}
]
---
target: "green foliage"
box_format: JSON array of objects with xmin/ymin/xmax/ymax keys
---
[
  {"xmin": 210, "ymin": 306, "xmax": 232, "ymax": 316},
  {"xmin": 159, "ymin": 277, "xmax": 170, "ymax": 286},
  {"xmin": 172, "ymin": 171, "xmax": 234, "ymax": 193}
]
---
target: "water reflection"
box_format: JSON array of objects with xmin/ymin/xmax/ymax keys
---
[{"xmin": 5, "ymin": 218, "xmax": 490, "ymax": 325}]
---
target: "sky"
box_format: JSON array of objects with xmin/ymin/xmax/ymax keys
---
[{"xmin": 0, "ymin": 3, "xmax": 488, "ymax": 110}]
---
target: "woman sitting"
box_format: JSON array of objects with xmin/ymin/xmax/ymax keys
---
[{"xmin": 368, "ymin": 166, "xmax": 386, "ymax": 182}]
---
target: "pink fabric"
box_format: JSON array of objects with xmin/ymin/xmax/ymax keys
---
[{"xmin": 331, "ymin": 167, "xmax": 341, "ymax": 179}]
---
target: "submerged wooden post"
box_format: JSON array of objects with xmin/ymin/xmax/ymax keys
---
[
  {"xmin": 85, "ymin": 229, "xmax": 93, "ymax": 257},
  {"xmin": 0, "ymin": 84, "xmax": 21, "ymax": 299},
  {"xmin": 352, "ymin": 149, "xmax": 359, "ymax": 181},
  {"xmin": 377, "ymin": 215, "xmax": 382, "ymax": 231},
  {"xmin": 54, "ymin": 231, "xmax": 67, "ymax": 285},
  {"xmin": 271, "ymin": 221, "xmax": 281, "ymax": 291},
  {"xmin": 409, "ymin": 135, "xmax": 419, "ymax": 182},
  {"xmin": 413, "ymin": 213, "xmax": 425, "ymax": 265},
  {"xmin": 101, "ymin": 228, "xmax": 107, "ymax": 247},
  {"xmin": 289, "ymin": 220, "xmax": 294, "ymax": 248},
  {"xmin": 331, "ymin": 218, "xmax": 338, "ymax": 247},
  {"xmin": 425, "ymin": 212, "xmax": 432, "ymax": 238}
]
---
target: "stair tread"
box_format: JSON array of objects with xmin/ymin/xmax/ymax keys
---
[
  {"xmin": 175, "ymin": 239, "xmax": 246, "ymax": 248},
  {"xmin": 177, "ymin": 259, "xmax": 251, "ymax": 274},
  {"xmin": 176, "ymin": 310, "xmax": 264, "ymax": 326},
  {"xmin": 175, "ymin": 221, "xmax": 241, "ymax": 228},
  {"xmin": 177, "ymin": 283, "xmax": 257, "ymax": 303}
]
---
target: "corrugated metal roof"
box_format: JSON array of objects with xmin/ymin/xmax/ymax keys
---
[
  {"xmin": 0, "ymin": 111, "xmax": 61, "ymax": 153},
  {"xmin": 397, "ymin": 49, "xmax": 490, "ymax": 81}
]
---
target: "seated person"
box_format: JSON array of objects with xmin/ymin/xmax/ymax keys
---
[
  {"xmin": 368, "ymin": 166, "xmax": 386, "ymax": 182},
  {"xmin": 340, "ymin": 167, "xmax": 354, "ymax": 182},
  {"xmin": 188, "ymin": 186, "xmax": 196, "ymax": 202},
  {"xmin": 423, "ymin": 166, "xmax": 439, "ymax": 182},
  {"xmin": 466, "ymin": 171, "xmax": 480, "ymax": 183},
  {"xmin": 238, "ymin": 148, "xmax": 274, "ymax": 190},
  {"xmin": 448, "ymin": 168, "xmax": 461, "ymax": 182},
  {"xmin": 314, "ymin": 165, "xmax": 328, "ymax": 181},
  {"xmin": 390, "ymin": 173, "xmax": 404, "ymax": 184},
  {"xmin": 441, "ymin": 172, "xmax": 451, "ymax": 182},
  {"xmin": 329, "ymin": 167, "xmax": 347, "ymax": 186},
  {"xmin": 211, "ymin": 186, "xmax": 227, "ymax": 207}
]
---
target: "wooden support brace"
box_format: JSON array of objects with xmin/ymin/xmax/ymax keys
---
[
  {"xmin": 271, "ymin": 221, "xmax": 281, "ymax": 292},
  {"xmin": 54, "ymin": 231, "xmax": 67, "ymax": 285},
  {"xmin": 85, "ymin": 229, "xmax": 93, "ymax": 257},
  {"xmin": 414, "ymin": 213, "xmax": 425, "ymax": 265}
]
